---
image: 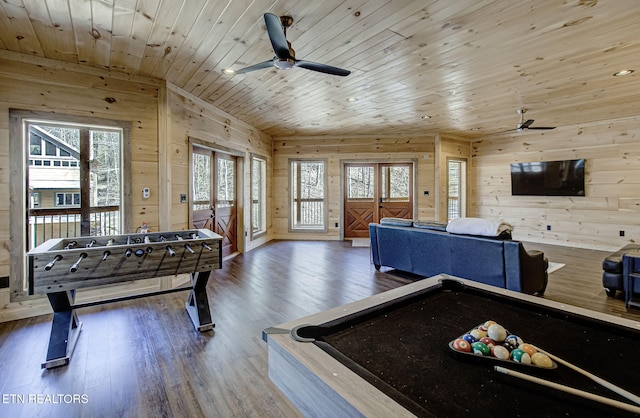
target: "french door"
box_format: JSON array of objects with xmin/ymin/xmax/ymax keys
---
[
  {"xmin": 344, "ymin": 162, "xmax": 413, "ymax": 238},
  {"xmin": 192, "ymin": 147, "xmax": 238, "ymax": 257}
]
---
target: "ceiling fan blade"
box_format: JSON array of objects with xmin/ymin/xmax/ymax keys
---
[
  {"xmin": 520, "ymin": 119, "xmax": 535, "ymax": 129},
  {"xmin": 295, "ymin": 60, "xmax": 351, "ymax": 76},
  {"xmin": 527, "ymin": 126, "xmax": 556, "ymax": 130},
  {"xmin": 234, "ymin": 60, "xmax": 274, "ymax": 75},
  {"xmin": 264, "ymin": 13, "xmax": 291, "ymax": 59}
]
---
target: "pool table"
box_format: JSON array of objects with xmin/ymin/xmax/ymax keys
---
[{"xmin": 263, "ymin": 275, "xmax": 640, "ymax": 417}]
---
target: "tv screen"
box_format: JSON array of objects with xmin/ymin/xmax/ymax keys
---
[{"xmin": 510, "ymin": 159, "xmax": 585, "ymax": 196}]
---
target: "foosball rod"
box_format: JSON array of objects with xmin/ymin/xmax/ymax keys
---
[
  {"xmin": 44, "ymin": 255, "xmax": 62, "ymax": 271},
  {"xmin": 70, "ymin": 253, "xmax": 87, "ymax": 273}
]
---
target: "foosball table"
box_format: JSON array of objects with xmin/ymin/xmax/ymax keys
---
[{"xmin": 27, "ymin": 229, "xmax": 222, "ymax": 369}]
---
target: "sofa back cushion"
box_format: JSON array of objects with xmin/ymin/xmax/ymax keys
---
[{"xmin": 447, "ymin": 234, "xmax": 506, "ymax": 288}]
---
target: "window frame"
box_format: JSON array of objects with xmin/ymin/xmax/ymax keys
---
[
  {"xmin": 9, "ymin": 109, "xmax": 131, "ymax": 301},
  {"xmin": 250, "ymin": 154, "xmax": 268, "ymax": 240},
  {"xmin": 289, "ymin": 159, "xmax": 328, "ymax": 232}
]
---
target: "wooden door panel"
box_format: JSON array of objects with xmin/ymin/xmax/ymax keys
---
[
  {"xmin": 215, "ymin": 206, "xmax": 237, "ymax": 258},
  {"xmin": 193, "ymin": 208, "xmax": 215, "ymax": 230},
  {"xmin": 380, "ymin": 204, "xmax": 412, "ymax": 220},
  {"xmin": 345, "ymin": 206, "xmax": 374, "ymax": 238}
]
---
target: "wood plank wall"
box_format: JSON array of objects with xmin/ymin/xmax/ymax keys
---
[
  {"xmin": 272, "ymin": 135, "xmax": 436, "ymax": 239},
  {"xmin": 165, "ymin": 83, "xmax": 273, "ymax": 252},
  {"xmin": 0, "ymin": 51, "xmax": 160, "ymax": 321},
  {"xmin": 471, "ymin": 116, "xmax": 640, "ymax": 251}
]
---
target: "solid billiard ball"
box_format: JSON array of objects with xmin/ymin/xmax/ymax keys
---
[
  {"xmin": 462, "ymin": 333, "xmax": 478, "ymax": 344},
  {"xmin": 502, "ymin": 340, "xmax": 518, "ymax": 352},
  {"xmin": 531, "ymin": 352, "xmax": 553, "ymax": 368},
  {"xmin": 452, "ymin": 339, "xmax": 471, "ymax": 352},
  {"xmin": 519, "ymin": 343, "xmax": 537, "ymax": 356},
  {"xmin": 471, "ymin": 341, "xmax": 490, "ymax": 356},
  {"xmin": 491, "ymin": 345, "xmax": 510, "ymax": 360},
  {"xmin": 480, "ymin": 320, "xmax": 497, "ymax": 331},
  {"xmin": 470, "ymin": 328, "xmax": 487, "ymax": 340},
  {"xmin": 487, "ymin": 324, "xmax": 507, "ymax": 342}
]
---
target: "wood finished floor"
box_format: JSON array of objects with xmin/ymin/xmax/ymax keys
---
[{"xmin": 0, "ymin": 240, "xmax": 638, "ymax": 418}]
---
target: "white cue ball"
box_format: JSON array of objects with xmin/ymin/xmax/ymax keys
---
[{"xmin": 487, "ymin": 324, "xmax": 507, "ymax": 342}]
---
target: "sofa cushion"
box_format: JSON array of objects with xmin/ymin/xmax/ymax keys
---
[
  {"xmin": 413, "ymin": 220, "xmax": 447, "ymax": 231},
  {"xmin": 380, "ymin": 217, "xmax": 414, "ymax": 227}
]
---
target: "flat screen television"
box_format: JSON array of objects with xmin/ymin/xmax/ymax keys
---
[{"xmin": 510, "ymin": 159, "xmax": 585, "ymax": 196}]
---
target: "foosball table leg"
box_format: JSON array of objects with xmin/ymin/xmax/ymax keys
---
[
  {"xmin": 185, "ymin": 271, "xmax": 214, "ymax": 332},
  {"xmin": 42, "ymin": 290, "xmax": 83, "ymax": 369}
]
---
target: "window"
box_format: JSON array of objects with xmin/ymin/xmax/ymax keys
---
[
  {"xmin": 291, "ymin": 160, "xmax": 327, "ymax": 231},
  {"xmin": 55, "ymin": 192, "xmax": 81, "ymax": 207},
  {"xmin": 26, "ymin": 121, "xmax": 124, "ymax": 246},
  {"xmin": 29, "ymin": 192, "xmax": 41, "ymax": 208},
  {"xmin": 10, "ymin": 110, "xmax": 131, "ymax": 301},
  {"xmin": 447, "ymin": 159, "xmax": 467, "ymax": 222},
  {"xmin": 251, "ymin": 156, "xmax": 267, "ymax": 238}
]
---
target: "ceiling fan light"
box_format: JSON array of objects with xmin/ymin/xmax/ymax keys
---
[
  {"xmin": 274, "ymin": 58, "xmax": 295, "ymax": 70},
  {"xmin": 222, "ymin": 68, "xmax": 235, "ymax": 75}
]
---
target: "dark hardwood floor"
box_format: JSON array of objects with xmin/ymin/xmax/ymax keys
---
[{"xmin": 0, "ymin": 240, "xmax": 637, "ymax": 418}]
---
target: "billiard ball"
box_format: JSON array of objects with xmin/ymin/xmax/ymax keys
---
[
  {"xmin": 480, "ymin": 320, "xmax": 497, "ymax": 331},
  {"xmin": 487, "ymin": 324, "xmax": 507, "ymax": 342},
  {"xmin": 462, "ymin": 333, "xmax": 478, "ymax": 344},
  {"xmin": 505, "ymin": 334, "xmax": 523, "ymax": 346},
  {"xmin": 511, "ymin": 349, "xmax": 531, "ymax": 364},
  {"xmin": 452, "ymin": 339, "xmax": 472, "ymax": 352},
  {"xmin": 479, "ymin": 337, "xmax": 496, "ymax": 348},
  {"xmin": 531, "ymin": 352, "xmax": 553, "ymax": 368},
  {"xmin": 502, "ymin": 340, "xmax": 518, "ymax": 352},
  {"xmin": 470, "ymin": 328, "xmax": 487, "ymax": 340},
  {"xmin": 519, "ymin": 343, "xmax": 537, "ymax": 356},
  {"xmin": 491, "ymin": 345, "xmax": 510, "ymax": 360},
  {"xmin": 471, "ymin": 341, "xmax": 490, "ymax": 356}
]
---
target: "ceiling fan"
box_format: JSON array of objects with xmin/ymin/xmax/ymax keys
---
[
  {"xmin": 232, "ymin": 13, "xmax": 351, "ymax": 77},
  {"xmin": 515, "ymin": 108, "xmax": 555, "ymax": 132}
]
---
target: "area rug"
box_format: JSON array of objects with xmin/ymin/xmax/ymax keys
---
[
  {"xmin": 547, "ymin": 261, "xmax": 566, "ymax": 274},
  {"xmin": 351, "ymin": 238, "xmax": 370, "ymax": 247}
]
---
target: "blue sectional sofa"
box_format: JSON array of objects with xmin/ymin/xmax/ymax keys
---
[{"xmin": 369, "ymin": 221, "xmax": 548, "ymax": 295}]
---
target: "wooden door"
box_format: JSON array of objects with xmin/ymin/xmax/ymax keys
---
[
  {"xmin": 214, "ymin": 153, "xmax": 237, "ymax": 257},
  {"xmin": 344, "ymin": 164, "xmax": 376, "ymax": 238},
  {"xmin": 192, "ymin": 148, "xmax": 237, "ymax": 258},
  {"xmin": 344, "ymin": 163, "xmax": 413, "ymax": 238}
]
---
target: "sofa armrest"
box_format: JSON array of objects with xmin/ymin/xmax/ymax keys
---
[
  {"xmin": 518, "ymin": 247, "xmax": 549, "ymax": 295},
  {"xmin": 369, "ymin": 223, "xmax": 381, "ymax": 269}
]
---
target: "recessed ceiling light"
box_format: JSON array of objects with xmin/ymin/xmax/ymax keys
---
[
  {"xmin": 222, "ymin": 68, "xmax": 236, "ymax": 75},
  {"xmin": 613, "ymin": 69, "xmax": 634, "ymax": 76},
  {"xmin": 421, "ymin": 115, "xmax": 432, "ymax": 120},
  {"xmin": 346, "ymin": 97, "xmax": 358, "ymax": 103}
]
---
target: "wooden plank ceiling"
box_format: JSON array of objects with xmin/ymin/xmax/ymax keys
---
[{"xmin": 0, "ymin": 0, "xmax": 638, "ymax": 139}]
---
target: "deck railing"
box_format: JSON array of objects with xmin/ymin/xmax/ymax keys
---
[
  {"xmin": 28, "ymin": 206, "xmax": 120, "ymax": 249},
  {"xmin": 294, "ymin": 199, "xmax": 324, "ymax": 228}
]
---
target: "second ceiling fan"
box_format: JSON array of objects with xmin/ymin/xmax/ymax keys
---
[
  {"xmin": 515, "ymin": 108, "xmax": 555, "ymax": 132},
  {"xmin": 233, "ymin": 13, "xmax": 351, "ymax": 77}
]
